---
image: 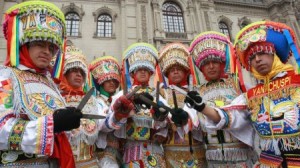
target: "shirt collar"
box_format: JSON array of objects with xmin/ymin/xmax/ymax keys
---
[{"xmin": 257, "ymin": 71, "xmax": 287, "ymax": 84}]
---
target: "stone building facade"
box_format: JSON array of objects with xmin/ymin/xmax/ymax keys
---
[{"xmin": 1, "ymin": 0, "xmax": 299, "ymax": 64}]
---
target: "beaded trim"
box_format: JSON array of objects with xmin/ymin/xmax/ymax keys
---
[{"xmin": 9, "ymin": 120, "xmax": 29, "ymax": 150}]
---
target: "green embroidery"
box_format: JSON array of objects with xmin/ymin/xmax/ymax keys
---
[{"xmin": 9, "ymin": 120, "xmax": 29, "ymax": 151}]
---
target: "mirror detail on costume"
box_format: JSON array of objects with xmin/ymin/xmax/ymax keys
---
[
  {"xmin": 110, "ymin": 43, "xmax": 167, "ymax": 168},
  {"xmin": 0, "ymin": 1, "xmax": 80, "ymax": 167},
  {"xmin": 89, "ymin": 56, "xmax": 122, "ymax": 167},
  {"xmin": 157, "ymin": 42, "xmax": 206, "ymax": 168},
  {"xmin": 235, "ymin": 21, "xmax": 300, "ymax": 168},
  {"xmin": 59, "ymin": 45, "xmax": 107, "ymax": 167},
  {"xmin": 188, "ymin": 31, "xmax": 257, "ymax": 167}
]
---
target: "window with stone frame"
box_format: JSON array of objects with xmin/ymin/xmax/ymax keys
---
[
  {"xmin": 97, "ymin": 14, "xmax": 112, "ymax": 37},
  {"xmin": 219, "ymin": 21, "xmax": 231, "ymax": 39},
  {"xmin": 65, "ymin": 12, "xmax": 80, "ymax": 36},
  {"xmin": 162, "ymin": 1, "xmax": 185, "ymax": 33}
]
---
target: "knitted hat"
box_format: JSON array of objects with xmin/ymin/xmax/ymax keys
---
[
  {"xmin": 234, "ymin": 21, "xmax": 300, "ymax": 71},
  {"xmin": 159, "ymin": 42, "xmax": 190, "ymax": 75},
  {"xmin": 2, "ymin": 0, "xmax": 66, "ymax": 79},
  {"xmin": 89, "ymin": 56, "xmax": 121, "ymax": 85}
]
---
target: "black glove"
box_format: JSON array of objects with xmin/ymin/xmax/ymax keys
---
[
  {"xmin": 171, "ymin": 108, "xmax": 189, "ymax": 127},
  {"xmin": 184, "ymin": 91, "xmax": 206, "ymax": 112},
  {"xmin": 152, "ymin": 101, "xmax": 168, "ymax": 121},
  {"xmin": 133, "ymin": 92, "xmax": 154, "ymax": 109},
  {"xmin": 53, "ymin": 107, "xmax": 82, "ymax": 133}
]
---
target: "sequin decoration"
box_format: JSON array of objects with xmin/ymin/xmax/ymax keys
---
[
  {"xmin": 45, "ymin": 16, "xmax": 62, "ymax": 34},
  {"xmin": 147, "ymin": 155, "xmax": 157, "ymax": 167},
  {"xmin": 43, "ymin": 93, "xmax": 56, "ymax": 109}
]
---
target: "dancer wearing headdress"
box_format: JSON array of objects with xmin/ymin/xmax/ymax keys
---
[
  {"xmin": 0, "ymin": 1, "xmax": 81, "ymax": 167},
  {"xmin": 89, "ymin": 56, "xmax": 122, "ymax": 167},
  {"xmin": 186, "ymin": 31, "xmax": 257, "ymax": 167}
]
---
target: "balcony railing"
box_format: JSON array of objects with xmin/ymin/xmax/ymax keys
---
[{"xmin": 165, "ymin": 32, "xmax": 187, "ymax": 39}]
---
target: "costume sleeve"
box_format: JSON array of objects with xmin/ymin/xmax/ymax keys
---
[
  {"xmin": 98, "ymin": 90, "xmax": 127, "ymax": 132},
  {"xmin": 0, "ymin": 72, "xmax": 54, "ymax": 156},
  {"xmin": 203, "ymin": 94, "xmax": 255, "ymax": 147},
  {"xmin": 157, "ymin": 96, "xmax": 201, "ymax": 140},
  {"xmin": 153, "ymin": 94, "xmax": 168, "ymax": 129}
]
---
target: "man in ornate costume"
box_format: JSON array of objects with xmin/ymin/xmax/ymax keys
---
[
  {"xmin": 0, "ymin": 1, "xmax": 82, "ymax": 167},
  {"xmin": 186, "ymin": 31, "xmax": 256, "ymax": 167},
  {"xmin": 89, "ymin": 56, "xmax": 122, "ymax": 167},
  {"xmin": 156, "ymin": 42, "xmax": 206, "ymax": 168},
  {"xmin": 59, "ymin": 45, "xmax": 108, "ymax": 167},
  {"xmin": 234, "ymin": 21, "xmax": 300, "ymax": 167},
  {"xmin": 109, "ymin": 43, "xmax": 167, "ymax": 168}
]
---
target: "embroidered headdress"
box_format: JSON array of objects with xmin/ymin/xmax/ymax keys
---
[
  {"xmin": 2, "ymin": 0, "xmax": 66, "ymax": 79},
  {"xmin": 159, "ymin": 42, "xmax": 190, "ymax": 75},
  {"xmin": 64, "ymin": 45, "xmax": 88, "ymax": 77},
  {"xmin": 189, "ymin": 31, "xmax": 237, "ymax": 85},
  {"xmin": 89, "ymin": 56, "xmax": 121, "ymax": 86},
  {"xmin": 123, "ymin": 43, "xmax": 158, "ymax": 73},
  {"xmin": 189, "ymin": 31, "xmax": 235, "ymax": 71},
  {"xmin": 234, "ymin": 21, "xmax": 300, "ymax": 72},
  {"xmin": 122, "ymin": 43, "xmax": 158, "ymax": 90}
]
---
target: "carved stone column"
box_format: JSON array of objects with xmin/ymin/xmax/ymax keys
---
[
  {"xmin": 152, "ymin": 0, "xmax": 164, "ymax": 48},
  {"xmin": 0, "ymin": 0, "xmax": 5, "ymax": 26},
  {"xmin": 120, "ymin": 0, "xmax": 128, "ymax": 51},
  {"xmin": 137, "ymin": 0, "xmax": 149, "ymax": 43},
  {"xmin": 152, "ymin": 0, "xmax": 163, "ymax": 38},
  {"xmin": 186, "ymin": 0, "xmax": 197, "ymax": 39},
  {"xmin": 199, "ymin": 1, "xmax": 216, "ymax": 32},
  {"xmin": 293, "ymin": 1, "xmax": 300, "ymax": 28}
]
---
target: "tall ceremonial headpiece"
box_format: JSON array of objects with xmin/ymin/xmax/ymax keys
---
[
  {"xmin": 2, "ymin": 0, "xmax": 66, "ymax": 79},
  {"xmin": 189, "ymin": 31, "xmax": 237, "ymax": 85},
  {"xmin": 122, "ymin": 42, "xmax": 158, "ymax": 90},
  {"xmin": 64, "ymin": 45, "xmax": 88, "ymax": 77},
  {"xmin": 158, "ymin": 42, "xmax": 189, "ymax": 87},
  {"xmin": 89, "ymin": 56, "xmax": 121, "ymax": 88},
  {"xmin": 234, "ymin": 21, "xmax": 300, "ymax": 72},
  {"xmin": 159, "ymin": 42, "xmax": 190, "ymax": 75}
]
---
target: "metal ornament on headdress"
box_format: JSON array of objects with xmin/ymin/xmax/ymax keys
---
[
  {"xmin": 3, "ymin": 1, "xmax": 66, "ymax": 79},
  {"xmin": 64, "ymin": 45, "xmax": 88, "ymax": 77},
  {"xmin": 234, "ymin": 21, "xmax": 300, "ymax": 72}
]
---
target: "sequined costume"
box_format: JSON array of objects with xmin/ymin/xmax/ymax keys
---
[
  {"xmin": 189, "ymin": 32, "xmax": 256, "ymax": 168},
  {"xmin": 109, "ymin": 43, "xmax": 167, "ymax": 168},
  {"xmin": 234, "ymin": 21, "xmax": 300, "ymax": 167},
  {"xmin": 0, "ymin": 1, "xmax": 69, "ymax": 167},
  {"xmin": 89, "ymin": 56, "xmax": 123, "ymax": 167},
  {"xmin": 157, "ymin": 43, "xmax": 206, "ymax": 168},
  {"xmin": 60, "ymin": 45, "xmax": 108, "ymax": 167},
  {"xmin": 0, "ymin": 66, "xmax": 65, "ymax": 167}
]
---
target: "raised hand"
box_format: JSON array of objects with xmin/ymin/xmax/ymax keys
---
[
  {"xmin": 53, "ymin": 107, "xmax": 82, "ymax": 133},
  {"xmin": 133, "ymin": 92, "xmax": 154, "ymax": 109},
  {"xmin": 113, "ymin": 95, "xmax": 135, "ymax": 120},
  {"xmin": 184, "ymin": 91, "xmax": 206, "ymax": 112},
  {"xmin": 151, "ymin": 101, "xmax": 168, "ymax": 121},
  {"xmin": 171, "ymin": 108, "xmax": 189, "ymax": 127}
]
